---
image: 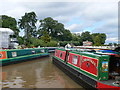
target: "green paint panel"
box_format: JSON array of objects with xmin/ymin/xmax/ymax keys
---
[
  {"xmin": 1, "ymin": 53, "xmax": 49, "ymax": 65},
  {"xmin": 56, "ymin": 48, "xmax": 66, "ymax": 51},
  {"xmin": 98, "ymin": 56, "xmax": 110, "ymax": 80},
  {"xmin": 0, "ymin": 48, "xmax": 49, "ymax": 65},
  {"xmin": 54, "ymin": 48, "xmax": 110, "ymax": 81},
  {"xmin": 5, "ymin": 48, "xmax": 48, "ymax": 58}
]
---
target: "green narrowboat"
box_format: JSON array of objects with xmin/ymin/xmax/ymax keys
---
[
  {"xmin": 52, "ymin": 48, "xmax": 120, "ymax": 89},
  {"xmin": 0, "ymin": 48, "xmax": 49, "ymax": 66}
]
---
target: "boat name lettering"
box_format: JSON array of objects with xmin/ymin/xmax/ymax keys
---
[{"xmin": 82, "ymin": 58, "xmax": 96, "ymax": 66}]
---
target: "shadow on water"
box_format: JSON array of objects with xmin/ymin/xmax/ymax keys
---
[{"xmin": 1, "ymin": 53, "xmax": 83, "ymax": 88}]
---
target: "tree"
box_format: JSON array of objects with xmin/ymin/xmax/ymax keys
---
[
  {"xmin": 52, "ymin": 22, "xmax": 65, "ymax": 38},
  {"xmin": 39, "ymin": 17, "xmax": 57, "ymax": 36},
  {"xmin": 92, "ymin": 33, "xmax": 106, "ymax": 45},
  {"xmin": 17, "ymin": 36, "xmax": 24, "ymax": 45},
  {"xmin": 114, "ymin": 47, "xmax": 120, "ymax": 52},
  {"xmin": 39, "ymin": 17, "xmax": 71, "ymax": 41},
  {"xmin": 1, "ymin": 15, "xmax": 19, "ymax": 37},
  {"xmin": 40, "ymin": 31, "xmax": 51, "ymax": 44},
  {"xmin": 18, "ymin": 12, "xmax": 37, "ymax": 46},
  {"xmin": 113, "ymin": 43, "xmax": 117, "ymax": 46},
  {"xmin": 94, "ymin": 35, "xmax": 102, "ymax": 46},
  {"xmin": 81, "ymin": 31, "xmax": 93, "ymax": 42},
  {"xmin": 72, "ymin": 33, "xmax": 80, "ymax": 41},
  {"xmin": 71, "ymin": 33, "xmax": 82, "ymax": 45},
  {"xmin": 100, "ymin": 33, "xmax": 106, "ymax": 44},
  {"xmin": 29, "ymin": 37, "xmax": 41, "ymax": 47},
  {"xmin": 108, "ymin": 43, "xmax": 112, "ymax": 46},
  {"xmin": 57, "ymin": 29, "xmax": 72, "ymax": 41}
]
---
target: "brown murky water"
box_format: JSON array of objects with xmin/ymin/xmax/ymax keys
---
[{"xmin": 1, "ymin": 53, "xmax": 83, "ymax": 88}]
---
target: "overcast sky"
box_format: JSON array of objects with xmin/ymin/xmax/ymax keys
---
[{"xmin": 0, "ymin": 0, "xmax": 119, "ymax": 44}]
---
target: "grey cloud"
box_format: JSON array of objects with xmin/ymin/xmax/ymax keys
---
[
  {"xmin": 79, "ymin": 2, "xmax": 117, "ymax": 21},
  {"xmin": 0, "ymin": 1, "xmax": 118, "ymax": 43},
  {"xmin": 93, "ymin": 21, "xmax": 118, "ymax": 43}
]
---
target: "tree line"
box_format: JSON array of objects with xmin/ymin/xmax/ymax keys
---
[{"xmin": 1, "ymin": 12, "xmax": 107, "ymax": 47}]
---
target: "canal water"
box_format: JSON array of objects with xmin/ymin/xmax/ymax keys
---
[{"xmin": 1, "ymin": 53, "xmax": 83, "ymax": 88}]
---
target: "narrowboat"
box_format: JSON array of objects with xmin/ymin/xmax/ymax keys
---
[
  {"xmin": 0, "ymin": 48, "xmax": 49, "ymax": 66},
  {"xmin": 52, "ymin": 48, "xmax": 120, "ymax": 89}
]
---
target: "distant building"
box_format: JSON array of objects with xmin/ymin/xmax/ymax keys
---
[
  {"xmin": 0, "ymin": 28, "xmax": 14, "ymax": 48},
  {"xmin": 9, "ymin": 38, "xmax": 19, "ymax": 49},
  {"xmin": 83, "ymin": 40, "xmax": 92, "ymax": 46},
  {"xmin": 65, "ymin": 43, "xmax": 72, "ymax": 48},
  {"xmin": 65, "ymin": 43, "xmax": 74, "ymax": 48},
  {"xmin": 0, "ymin": 28, "xmax": 18, "ymax": 49}
]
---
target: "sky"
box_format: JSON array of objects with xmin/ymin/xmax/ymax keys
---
[{"xmin": 0, "ymin": 0, "xmax": 119, "ymax": 44}]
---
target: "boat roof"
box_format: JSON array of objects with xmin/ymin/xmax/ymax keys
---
[
  {"xmin": 57, "ymin": 48, "xmax": 120, "ymax": 56},
  {"xmin": 0, "ymin": 48, "xmax": 47, "ymax": 51}
]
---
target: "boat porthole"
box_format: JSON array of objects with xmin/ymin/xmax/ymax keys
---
[
  {"xmin": 0, "ymin": 54, "xmax": 2, "ymax": 58},
  {"xmin": 86, "ymin": 63, "xmax": 90, "ymax": 67}
]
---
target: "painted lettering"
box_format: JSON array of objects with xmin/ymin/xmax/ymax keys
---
[{"xmin": 82, "ymin": 58, "xmax": 96, "ymax": 67}]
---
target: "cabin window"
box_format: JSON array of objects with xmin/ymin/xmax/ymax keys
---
[
  {"xmin": 72, "ymin": 55, "xmax": 78, "ymax": 64},
  {"xmin": 32, "ymin": 50, "xmax": 35, "ymax": 54},
  {"xmin": 12, "ymin": 52, "xmax": 17, "ymax": 57},
  {"xmin": 60, "ymin": 52, "xmax": 63, "ymax": 58}
]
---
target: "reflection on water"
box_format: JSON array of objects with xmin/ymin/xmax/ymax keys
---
[
  {"xmin": 2, "ymin": 54, "xmax": 83, "ymax": 88},
  {"xmin": 2, "ymin": 77, "xmax": 25, "ymax": 88}
]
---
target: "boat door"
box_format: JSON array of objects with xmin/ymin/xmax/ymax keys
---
[
  {"xmin": 109, "ymin": 55, "xmax": 120, "ymax": 79},
  {"xmin": 65, "ymin": 50, "xmax": 69, "ymax": 63}
]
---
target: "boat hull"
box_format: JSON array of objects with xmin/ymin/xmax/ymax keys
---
[
  {"xmin": 52, "ymin": 56, "xmax": 97, "ymax": 90},
  {"xmin": 1, "ymin": 53, "xmax": 49, "ymax": 66}
]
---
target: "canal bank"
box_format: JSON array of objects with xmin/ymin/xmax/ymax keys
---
[{"xmin": 1, "ymin": 53, "xmax": 83, "ymax": 88}]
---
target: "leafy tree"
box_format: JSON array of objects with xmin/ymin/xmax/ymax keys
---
[
  {"xmin": 57, "ymin": 29, "xmax": 72, "ymax": 41},
  {"xmin": 17, "ymin": 36, "xmax": 24, "ymax": 45},
  {"xmin": 1, "ymin": 15, "xmax": 19, "ymax": 37},
  {"xmin": 0, "ymin": 16, "xmax": 2, "ymax": 27},
  {"xmin": 94, "ymin": 35, "xmax": 102, "ymax": 46},
  {"xmin": 59, "ymin": 41, "xmax": 81, "ymax": 47},
  {"xmin": 92, "ymin": 33, "xmax": 106, "ymax": 45},
  {"xmin": 100, "ymin": 33, "xmax": 106, "ymax": 44},
  {"xmin": 108, "ymin": 43, "xmax": 112, "ymax": 46},
  {"xmin": 81, "ymin": 31, "xmax": 93, "ymax": 42},
  {"xmin": 47, "ymin": 40, "xmax": 58, "ymax": 47},
  {"xmin": 51, "ymin": 22, "xmax": 64, "ymax": 38},
  {"xmin": 39, "ymin": 17, "xmax": 71, "ymax": 41},
  {"xmin": 71, "ymin": 33, "xmax": 82, "ymax": 45},
  {"xmin": 29, "ymin": 37, "xmax": 41, "ymax": 47},
  {"xmin": 114, "ymin": 47, "xmax": 120, "ymax": 52},
  {"xmin": 72, "ymin": 33, "xmax": 80, "ymax": 41},
  {"xmin": 113, "ymin": 43, "xmax": 117, "ymax": 46},
  {"xmin": 39, "ymin": 17, "xmax": 57, "ymax": 36},
  {"xmin": 40, "ymin": 31, "xmax": 51, "ymax": 44},
  {"xmin": 18, "ymin": 12, "xmax": 37, "ymax": 46}
]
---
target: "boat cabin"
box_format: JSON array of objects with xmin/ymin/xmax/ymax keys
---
[{"xmin": 54, "ymin": 48, "xmax": 120, "ymax": 82}]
